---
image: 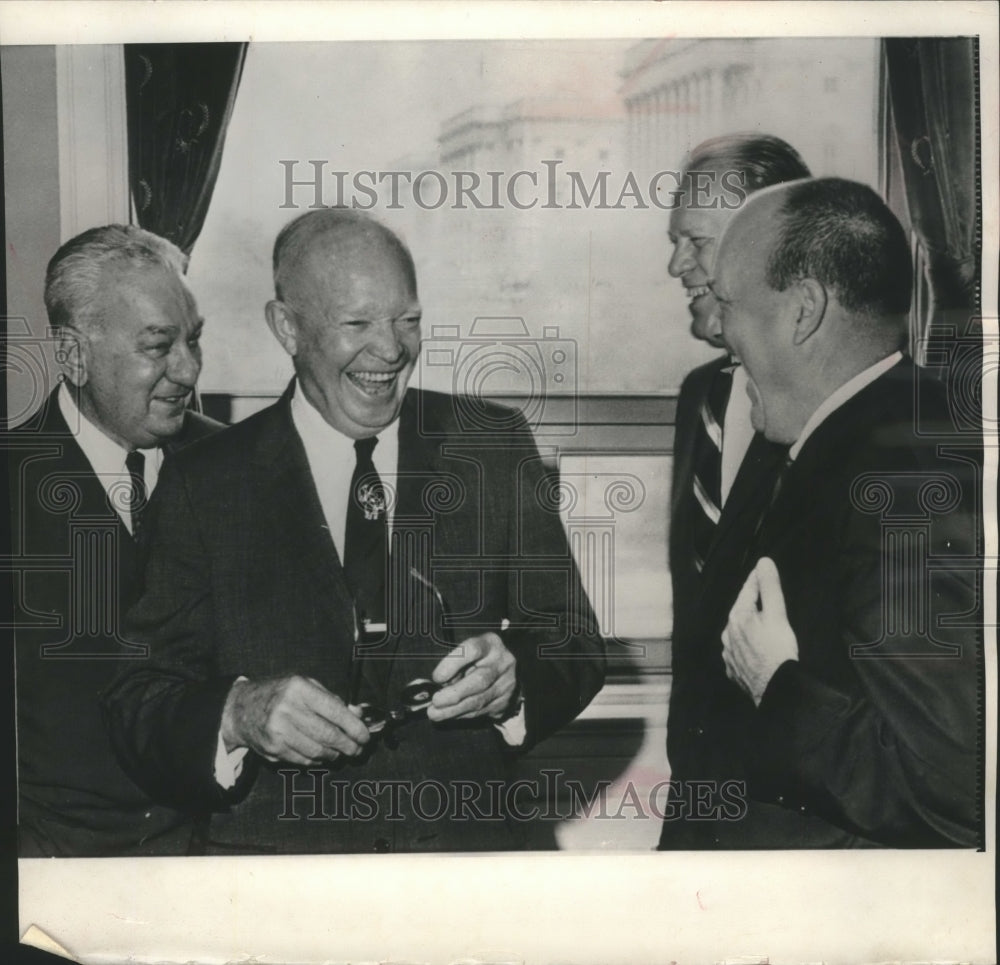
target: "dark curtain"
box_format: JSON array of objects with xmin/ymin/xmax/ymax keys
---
[
  {"xmin": 125, "ymin": 43, "xmax": 247, "ymax": 255},
  {"xmin": 883, "ymin": 38, "xmax": 980, "ymax": 384}
]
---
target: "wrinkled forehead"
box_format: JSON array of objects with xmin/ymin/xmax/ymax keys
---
[
  {"xmin": 96, "ymin": 260, "xmax": 198, "ymax": 322},
  {"xmin": 674, "ymin": 163, "xmax": 731, "ymax": 204}
]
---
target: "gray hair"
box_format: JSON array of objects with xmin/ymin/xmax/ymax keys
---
[
  {"xmin": 44, "ymin": 224, "xmax": 189, "ymax": 333},
  {"xmin": 685, "ymin": 133, "xmax": 811, "ymax": 194}
]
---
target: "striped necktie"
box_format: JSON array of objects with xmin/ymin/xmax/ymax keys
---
[
  {"xmin": 690, "ymin": 363, "xmax": 735, "ymax": 573},
  {"xmin": 125, "ymin": 450, "xmax": 147, "ymax": 540}
]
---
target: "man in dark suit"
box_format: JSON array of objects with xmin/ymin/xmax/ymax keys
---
[
  {"xmin": 667, "ymin": 135, "xmax": 811, "ymax": 620},
  {"xmin": 8, "ymin": 224, "xmax": 222, "ymax": 856},
  {"xmin": 104, "ymin": 208, "xmax": 605, "ymax": 854},
  {"xmin": 662, "ymin": 135, "xmax": 810, "ymax": 846},
  {"xmin": 663, "ymin": 177, "xmax": 981, "ymax": 848}
]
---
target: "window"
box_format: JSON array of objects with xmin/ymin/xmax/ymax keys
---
[{"xmin": 188, "ymin": 38, "xmax": 881, "ymax": 649}]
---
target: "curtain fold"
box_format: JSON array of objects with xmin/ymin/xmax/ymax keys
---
[
  {"xmin": 883, "ymin": 38, "xmax": 980, "ymax": 379},
  {"xmin": 125, "ymin": 43, "xmax": 247, "ymax": 256}
]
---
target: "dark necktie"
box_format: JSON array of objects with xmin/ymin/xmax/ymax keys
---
[
  {"xmin": 750, "ymin": 451, "xmax": 794, "ymax": 548},
  {"xmin": 125, "ymin": 450, "xmax": 147, "ymax": 540},
  {"xmin": 343, "ymin": 436, "xmax": 388, "ymax": 625},
  {"xmin": 690, "ymin": 363, "xmax": 734, "ymax": 573}
]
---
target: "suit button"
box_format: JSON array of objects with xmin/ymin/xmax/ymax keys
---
[
  {"xmin": 798, "ymin": 806, "xmax": 808, "ymax": 815},
  {"xmin": 372, "ymin": 837, "xmax": 391, "ymax": 853},
  {"xmin": 776, "ymin": 795, "xmax": 785, "ymax": 805}
]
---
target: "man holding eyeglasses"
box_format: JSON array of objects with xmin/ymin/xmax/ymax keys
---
[{"xmin": 104, "ymin": 208, "xmax": 605, "ymax": 854}]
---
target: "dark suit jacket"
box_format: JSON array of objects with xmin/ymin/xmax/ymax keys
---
[
  {"xmin": 669, "ymin": 356, "xmax": 785, "ymax": 618},
  {"xmin": 7, "ymin": 388, "xmax": 222, "ymax": 856},
  {"xmin": 665, "ymin": 356, "xmax": 786, "ymax": 845},
  {"xmin": 661, "ymin": 359, "xmax": 982, "ymax": 848},
  {"xmin": 103, "ymin": 387, "xmax": 606, "ymax": 854}
]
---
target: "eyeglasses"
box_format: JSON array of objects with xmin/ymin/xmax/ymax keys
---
[{"xmin": 349, "ymin": 568, "xmax": 451, "ymax": 741}]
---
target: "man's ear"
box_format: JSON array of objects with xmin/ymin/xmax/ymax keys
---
[
  {"xmin": 57, "ymin": 326, "xmax": 87, "ymax": 387},
  {"xmin": 265, "ymin": 300, "xmax": 299, "ymax": 358},
  {"xmin": 792, "ymin": 278, "xmax": 828, "ymax": 346}
]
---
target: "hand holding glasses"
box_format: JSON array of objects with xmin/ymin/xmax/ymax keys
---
[{"xmin": 348, "ymin": 568, "xmax": 453, "ymax": 742}]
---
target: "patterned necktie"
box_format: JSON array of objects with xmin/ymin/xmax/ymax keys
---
[
  {"xmin": 125, "ymin": 450, "xmax": 147, "ymax": 540},
  {"xmin": 690, "ymin": 364, "xmax": 735, "ymax": 573},
  {"xmin": 343, "ymin": 436, "xmax": 388, "ymax": 625}
]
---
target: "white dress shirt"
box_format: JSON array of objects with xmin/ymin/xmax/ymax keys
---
[
  {"xmin": 58, "ymin": 384, "xmax": 162, "ymax": 535},
  {"xmin": 215, "ymin": 381, "xmax": 525, "ymax": 788},
  {"xmin": 290, "ymin": 378, "xmax": 400, "ymax": 555},
  {"xmin": 789, "ymin": 351, "xmax": 903, "ymax": 461},
  {"xmin": 720, "ymin": 363, "xmax": 756, "ymax": 505}
]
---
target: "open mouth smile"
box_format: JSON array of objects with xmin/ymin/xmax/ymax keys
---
[
  {"xmin": 347, "ymin": 371, "xmax": 401, "ymax": 396},
  {"xmin": 153, "ymin": 393, "xmax": 189, "ymax": 407}
]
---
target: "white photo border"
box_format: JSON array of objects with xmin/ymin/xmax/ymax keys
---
[{"xmin": 4, "ymin": 2, "xmax": 998, "ymax": 963}]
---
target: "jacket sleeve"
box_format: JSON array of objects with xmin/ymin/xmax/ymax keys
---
[
  {"xmin": 102, "ymin": 456, "xmax": 258, "ymax": 812},
  {"xmin": 500, "ymin": 414, "xmax": 606, "ymax": 748},
  {"xmin": 752, "ymin": 461, "xmax": 982, "ymax": 847}
]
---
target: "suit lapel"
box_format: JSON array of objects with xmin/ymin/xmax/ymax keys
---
[
  {"xmin": 701, "ymin": 431, "xmax": 786, "ymax": 570},
  {"xmin": 753, "ymin": 362, "xmax": 909, "ymax": 555},
  {"xmin": 36, "ymin": 389, "xmax": 136, "ymax": 544},
  {"xmin": 252, "ymin": 387, "xmax": 357, "ymax": 644},
  {"xmin": 382, "ymin": 391, "xmax": 449, "ymax": 685}
]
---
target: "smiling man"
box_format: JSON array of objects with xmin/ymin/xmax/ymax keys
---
[
  {"xmin": 9, "ymin": 224, "xmax": 221, "ymax": 856},
  {"xmin": 666, "ymin": 178, "xmax": 981, "ymax": 848},
  {"xmin": 660, "ymin": 136, "xmax": 810, "ymax": 849},
  {"xmin": 104, "ymin": 208, "xmax": 605, "ymax": 854},
  {"xmin": 666, "ymin": 134, "xmax": 810, "ymax": 591}
]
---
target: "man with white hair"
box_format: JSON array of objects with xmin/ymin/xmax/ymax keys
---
[{"xmin": 9, "ymin": 224, "xmax": 220, "ymax": 856}]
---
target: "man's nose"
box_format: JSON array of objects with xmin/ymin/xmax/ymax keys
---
[
  {"xmin": 368, "ymin": 320, "xmax": 406, "ymax": 362},
  {"xmin": 166, "ymin": 339, "xmax": 201, "ymax": 388},
  {"xmin": 668, "ymin": 240, "xmax": 694, "ymax": 278}
]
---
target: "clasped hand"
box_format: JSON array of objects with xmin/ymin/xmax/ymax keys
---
[
  {"xmin": 221, "ymin": 632, "xmax": 518, "ymax": 765},
  {"xmin": 721, "ymin": 557, "xmax": 798, "ymax": 707}
]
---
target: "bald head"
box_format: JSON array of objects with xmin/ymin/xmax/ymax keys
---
[
  {"xmin": 711, "ymin": 178, "xmax": 911, "ymax": 443},
  {"xmin": 273, "ymin": 208, "xmax": 416, "ymax": 309}
]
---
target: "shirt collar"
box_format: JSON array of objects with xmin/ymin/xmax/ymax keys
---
[
  {"xmin": 789, "ymin": 351, "xmax": 903, "ymax": 461},
  {"xmin": 289, "ymin": 379, "xmax": 400, "ymax": 469},
  {"xmin": 59, "ymin": 382, "xmax": 132, "ymax": 474}
]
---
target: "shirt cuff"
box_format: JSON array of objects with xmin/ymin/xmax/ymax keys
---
[
  {"xmin": 493, "ymin": 699, "xmax": 527, "ymax": 747},
  {"xmin": 214, "ymin": 733, "xmax": 249, "ymax": 789},
  {"xmin": 215, "ymin": 676, "xmax": 250, "ymax": 789}
]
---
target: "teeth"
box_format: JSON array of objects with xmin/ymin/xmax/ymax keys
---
[
  {"xmin": 350, "ymin": 372, "xmax": 397, "ymax": 383},
  {"xmin": 686, "ymin": 285, "xmax": 711, "ymax": 299}
]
